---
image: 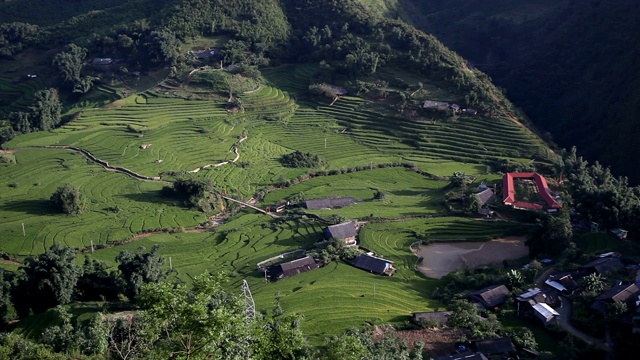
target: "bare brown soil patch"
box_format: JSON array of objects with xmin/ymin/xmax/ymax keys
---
[
  {"xmin": 415, "ymin": 236, "xmax": 528, "ymax": 279},
  {"xmin": 373, "ymin": 325, "xmax": 457, "ymax": 356},
  {"xmin": 0, "ymin": 149, "xmax": 16, "ymax": 154}
]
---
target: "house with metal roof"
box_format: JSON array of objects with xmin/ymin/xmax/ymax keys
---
[
  {"xmin": 352, "ymin": 254, "xmax": 396, "ymax": 276},
  {"xmin": 532, "ymin": 303, "xmax": 560, "ymax": 325},
  {"xmin": 472, "ymin": 337, "xmax": 517, "ymax": 356},
  {"xmin": 580, "ymin": 257, "xmax": 625, "ymax": 277}
]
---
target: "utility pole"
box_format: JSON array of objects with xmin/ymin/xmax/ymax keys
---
[
  {"xmin": 324, "ymin": 138, "xmax": 327, "ymax": 149},
  {"xmin": 373, "ymin": 282, "xmax": 376, "ymax": 298},
  {"xmin": 21, "ymin": 223, "xmax": 25, "ymax": 237},
  {"xmin": 90, "ymin": 240, "xmax": 94, "ymax": 253},
  {"xmin": 169, "ymin": 256, "xmax": 173, "ymax": 270}
]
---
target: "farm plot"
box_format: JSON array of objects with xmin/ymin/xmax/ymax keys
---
[
  {"xmin": 0, "ymin": 148, "xmax": 205, "ymax": 255},
  {"xmin": 263, "ymin": 167, "xmax": 448, "ymax": 218},
  {"xmin": 358, "ymin": 217, "xmax": 527, "ymax": 271},
  {"xmin": 89, "ymin": 213, "xmax": 441, "ymax": 342}
]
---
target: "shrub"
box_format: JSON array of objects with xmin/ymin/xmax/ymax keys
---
[
  {"xmin": 50, "ymin": 184, "xmax": 86, "ymax": 215},
  {"xmin": 280, "ymin": 151, "xmax": 327, "ymax": 168}
]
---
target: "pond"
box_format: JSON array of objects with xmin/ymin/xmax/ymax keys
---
[{"xmin": 414, "ymin": 236, "xmax": 529, "ymax": 279}]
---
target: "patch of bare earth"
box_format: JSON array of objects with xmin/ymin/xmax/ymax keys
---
[
  {"xmin": 0, "ymin": 149, "xmax": 16, "ymax": 154},
  {"xmin": 415, "ymin": 236, "xmax": 529, "ymax": 279},
  {"xmin": 373, "ymin": 325, "xmax": 458, "ymax": 356}
]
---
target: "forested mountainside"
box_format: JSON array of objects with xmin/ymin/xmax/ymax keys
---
[
  {"xmin": 378, "ymin": 0, "xmax": 640, "ymax": 183},
  {"xmin": 3, "ymin": 0, "xmax": 640, "ymax": 359}
]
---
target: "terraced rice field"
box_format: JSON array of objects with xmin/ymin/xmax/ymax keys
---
[
  {"xmin": 89, "ymin": 213, "xmax": 441, "ymax": 341},
  {"xmin": 263, "ymin": 167, "xmax": 448, "ymax": 218},
  {"xmin": 1, "ymin": 63, "xmax": 545, "ymax": 339},
  {"xmin": 0, "ymin": 148, "xmax": 205, "ymax": 254}
]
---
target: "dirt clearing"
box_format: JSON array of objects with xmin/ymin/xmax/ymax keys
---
[{"xmin": 414, "ymin": 236, "xmax": 528, "ymax": 279}]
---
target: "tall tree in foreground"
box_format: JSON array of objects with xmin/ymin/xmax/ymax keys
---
[
  {"xmin": 116, "ymin": 245, "xmax": 170, "ymax": 301},
  {"xmin": 12, "ymin": 245, "xmax": 81, "ymax": 317}
]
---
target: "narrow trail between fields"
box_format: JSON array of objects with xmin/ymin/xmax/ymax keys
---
[{"xmin": 188, "ymin": 136, "xmax": 247, "ymax": 173}]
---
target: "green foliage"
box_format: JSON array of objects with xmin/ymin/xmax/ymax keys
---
[
  {"xmin": 164, "ymin": 177, "xmax": 219, "ymax": 212},
  {"xmin": 116, "ymin": 244, "xmax": 170, "ymax": 301},
  {"xmin": 280, "ymin": 151, "xmax": 327, "ymax": 168},
  {"xmin": 12, "ymin": 245, "xmax": 81, "ymax": 317},
  {"xmin": 0, "ymin": 22, "xmax": 42, "ymax": 57},
  {"xmin": 446, "ymin": 299, "xmax": 500, "ymax": 339},
  {"xmin": 29, "ymin": 89, "xmax": 62, "ymax": 131},
  {"xmin": 50, "ymin": 183, "xmax": 86, "ymax": 216},
  {"xmin": 76, "ymin": 256, "xmax": 119, "ymax": 302},
  {"xmin": 0, "ymin": 332, "xmax": 67, "ymax": 360},
  {"xmin": 52, "ymin": 44, "xmax": 94, "ymax": 94},
  {"xmin": 0, "ymin": 269, "xmax": 13, "ymax": 324},
  {"xmin": 526, "ymin": 211, "xmax": 572, "ymax": 257}
]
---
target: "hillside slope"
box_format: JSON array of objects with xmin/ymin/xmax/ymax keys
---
[{"xmin": 377, "ymin": 0, "xmax": 640, "ymax": 182}]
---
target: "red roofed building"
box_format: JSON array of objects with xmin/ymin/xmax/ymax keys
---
[{"xmin": 503, "ymin": 173, "xmax": 562, "ymax": 210}]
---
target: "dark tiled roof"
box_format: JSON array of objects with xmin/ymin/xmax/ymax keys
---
[
  {"xmin": 326, "ymin": 221, "xmax": 358, "ymax": 240},
  {"xmin": 475, "ymin": 188, "xmax": 494, "ymax": 206},
  {"xmin": 412, "ymin": 311, "xmax": 452, "ymax": 325},
  {"xmin": 469, "ymin": 285, "xmax": 510, "ymax": 309},
  {"xmin": 473, "ymin": 337, "xmax": 516, "ymax": 355},
  {"xmin": 580, "ymin": 257, "xmax": 624, "ymax": 275},
  {"xmin": 268, "ymin": 256, "xmax": 318, "ymax": 280},
  {"xmin": 305, "ymin": 197, "xmax": 355, "ymax": 209},
  {"xmin": 352, "ymin": 254, "xmax": 392, "ymax": 274},
  {"xmin": 596, "ymin": 283, "xmax": 640, "ymax": 303},
  {"xmin": 435, "ymin": 352, "xmax": 488, "ymax": 360}
]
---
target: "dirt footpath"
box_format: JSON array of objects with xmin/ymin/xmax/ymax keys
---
[{"xmin": 414, "ymin": 236, "xmax": 528, "ymax": 279}]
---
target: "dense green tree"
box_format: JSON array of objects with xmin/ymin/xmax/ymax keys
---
[
  {"xmin": 0, "ymin": 269, "xmax": 13, "ymax": 324},
  {"xmin": 323, "ymin": 333, "xmax": 368, "ymax": 360},
  {"xmin": 52, "ymin": 44, "xmax": 94, "ymax": 93},
  {"xmin": 50, "ymin": 184, "xmax": 86, "ymax": 216},
  {"xmin": 30, "ymin": 89, "xmax": 62, "ymax": 131},
  {"xmin": 0, "ymin": 333, "xmax": 67, "ymax": 360},
  {"xmin": 280, "ymin": 151, "xmax": 327, "ymax": 168},
  {"xmin": 8, "ymin": 111, "xmax": 31, "ymax": 134},
  {"xmin": 12, "ymin": 245, "xmax": 81, "ymax": 317},
  {"xmin": 0, "ymin": 22, "xmax": 42, "ymax": 57},
  {"xmin": 163, "ymin": 177, "xmax": 219, "ymax": 212},
  {"xmin": 76, "ymin": 256, "xmax": 119, "ymax": 302},
  {"xmin": 446, "ymin": 299, "xmax": 500, "ymax": 339},
  {"xmin": 526, "ymin": 211, "xmax": 572, "ymax": 257},
  {"xmin": 136, "ymin": 273, "xmax": 311, "ymax": 359},
  {"xmin": 116, "ymin": 245, "xmax": 170, "ymax": 301}
]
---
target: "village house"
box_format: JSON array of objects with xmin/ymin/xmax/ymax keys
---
[
  {"xmin": 266, "ymin": 256, "xmax": 319, "ymax": 281},
  {"xmin": 469, "ymin": 285, "xmax": 510, "ymax": 310},
  {"xmin": 516, "ymin": 287, "xmax": 560, "ymax": 314},
  {"xmin": 579, "ymin": 256, "xmax": 625, "ymax": 277},
  {"xmin": 592, "ymin": 283, "xmax": 640, "ymax": 313},
  {"xmin": 435, "ymin": 352, "xmax": 488, "ymax": 360},
  {"xmin": 324, "ymin": 221, "xmax": 358, "ymax": 246},
  {"xmin": 352, "ymin": 253, "xmax": 396, "ymax": 276},
  {"xmin": 411, "ymin": 310, "xmax": 452, "ymax": 326},
  {"xmin": 472, "ymin": 337, "xmax": 517, "ymax": 357},
  {"xmin": 545, "ymin": 272, "xmax": 580, "ymax": 294},
  {"xmin": 305, "ymin": 197, "xmax": 355, "ymax": 210},
  {"xmin": 611, "ymin": 228, "xmax": 628, "ymax": 240},
  {"xmin": 532, "ymin": 303, "xmax": 560, "ymax": 325}
]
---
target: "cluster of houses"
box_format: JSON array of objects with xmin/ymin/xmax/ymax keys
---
[
  {"xmin": 435, "ymin": 338, "xmax": 520, "ymax": 360},
  {"xmin": 261, "ymin": 197, "xmax": 396, "ymax": 281},
  {"xmin": 412, "ymin": 252, "xmax": 640, "ymax": 358},
  {"xmin": 423, "ymin": 100, "xmax": 478, "ymax": 115}
]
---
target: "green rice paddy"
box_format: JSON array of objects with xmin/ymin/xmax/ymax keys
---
[{"xmin": 0, "ymin": 62, "xmax": 548, "ymax": 339}]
